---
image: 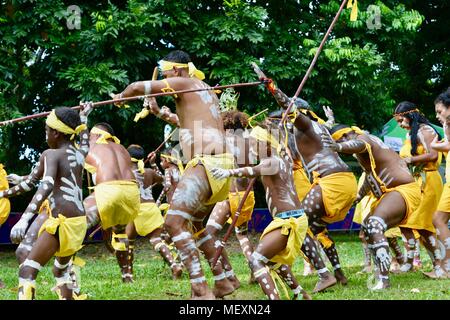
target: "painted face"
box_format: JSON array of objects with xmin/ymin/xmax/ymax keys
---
[
  {"xmin": 45, "ymin": 125, "xmax": 57, "ymax": 148},
  {"xmin": 435, "ymin": 102, "xmax": 448, "ymax": 125},
  {"xmin": 394, "ymin": 115, "xmax": 410, "ymax": 129}
]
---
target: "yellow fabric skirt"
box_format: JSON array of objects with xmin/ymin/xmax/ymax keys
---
[
  {"xmin": 437, "ymin": 182, "xmax": 450, "ymax": 213},
  {"xmin": 227, "ymin": 191, "xmax": 255, "ymax": 227},
  {"xmin": 293, "ymin": 167, "xmax": 311, "ymax": 201},
  {"xmin": 312, "ymin": 172, "xmax": 357, "ymax": 224},
  {"xmin": 0, "ymin": 164, "xmax": 11, "ymax": 225},
  {"xmin": 353, "ymin": 194, "xmax": 402, "ymax": 237},
  {"xmin": 134, "ymin": 202, "xmax": 164, "ymax": 236},
  {"xmin": 370, "ymin": 181, "xmax": 421, "ymax": 226},
  {"xmin": 400, "ymin": 171, "xmax": 442, "ymax": 232},
  {"xmin": 38, "ymin": 214, "xmax": 87, "ymax": 257},
  {"xmin": 94, "ymin": 180, "xmax": 140, "ymax": 230},
  {"xmin": 260, "ymin": 215, "xmax": 308, "ymax": 266},
  {"xmin": 185, "ymin": 153, "xmax": 234, "ymax": 205}
]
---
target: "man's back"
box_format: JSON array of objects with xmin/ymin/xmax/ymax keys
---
[{"xmin": 87, "ymin": 142, "xmax": 134, "ymax": 184}]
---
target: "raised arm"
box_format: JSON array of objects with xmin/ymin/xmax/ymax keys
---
[
  {"xmin": 321, "ymin": 132, "xmax": 367, "ymax": 154},
  {"xmin": 77, "ymin": 102, "xmax": 93, "ymax": 157},
  {"xmin": 9, "ymin": 150, "xmax": 58, "ymax": 243},
  {"xmin": 211, "ymin": 158, "xmax": 278, "ymax": 180},
  {"xmin": 146, "ymin": 97, "xmax": 180, "ymax": 127}
]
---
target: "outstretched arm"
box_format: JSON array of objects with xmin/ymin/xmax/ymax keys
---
[
  {"xmin": 9, "ymin": 151, "xmax": 58, "ymax": 243},
  {"xmin": 321, "ymin": 133, "xmax": 367, "ymax": 154},
  {"xmin": 211, "ymin": 158, "xmax": 278, "ymax": 179}
]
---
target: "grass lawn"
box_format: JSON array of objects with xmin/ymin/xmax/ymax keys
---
[{"xmin": 0, "ymin": 232, "xmax": 448, "ymax": 300}]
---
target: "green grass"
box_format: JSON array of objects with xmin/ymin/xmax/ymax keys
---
[{"xmin": 0, "ymin": 233, "xmax": 448, "ymax": 300}]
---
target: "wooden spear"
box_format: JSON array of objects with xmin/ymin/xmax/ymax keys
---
[
  {"xmin": 211, "ymin": 177, "xmax": 256, "ymax": 267},
  {"xmin": 0, "ymin": 81, "xmax": 265, "ymax": 127},
  {"xmin": 280, "ymin": 0, "xmax": 349, "ymax": 125}
]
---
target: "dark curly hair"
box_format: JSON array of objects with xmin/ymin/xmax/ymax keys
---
[{"xmin": 221, "ymin": 110, "xmax": 249, "ymax": 130}]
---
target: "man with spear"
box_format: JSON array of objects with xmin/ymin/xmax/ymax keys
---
[{"xmin": 113, "ymin": 50, "xmax": 236, "ymax": 299}]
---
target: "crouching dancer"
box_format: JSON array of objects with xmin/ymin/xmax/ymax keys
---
[
  {"xmin": 1, "ymin": 104, "xmax": 91, "ymax": 299},
  {"xmin": 212, "ymin": 124, "xmax": 311, "ymax": 300},
  {"xmin": 323, "ymin": 124, "xmax": 421, "ymax": 289}
]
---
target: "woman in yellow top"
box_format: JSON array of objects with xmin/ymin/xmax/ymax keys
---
[
  {"xmin": 394, "ymin": 101, "xmax": 444, "ymax": 275},
  {"xmin": 430, "ymin": 88, "xmax": 450, "ymax": 278}
]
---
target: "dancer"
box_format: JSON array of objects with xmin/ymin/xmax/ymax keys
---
[
  {"xmin": 124, "ymin": 145, "xmax": 183, "ymax": 281},
  {"xmin": 212, "ymin": 123, "xmax": 311, "ymax": 300},
  {"xmin": 83, "ymin": 122, "xmax": 141, "ymax": 282},
  {"xmin": 1, "ymin": 104, "xmax": 91, "ymax": 299},
  {"xmin": 323, "ymin": 124, "xmax": 421, "ymax": 289},
  {"xmin": 114, "ymin": 50, "xmax": 236, "ymax": 299}
]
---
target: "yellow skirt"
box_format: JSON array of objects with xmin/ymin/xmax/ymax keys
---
[
  {"xmin": 400, "ymin": 171, "xmax": 442, "ymax": 232},
  {"xmin": 134, "ymin": 202, "xmax": 164, "ymax": 236},
  {"xmin": 437, "ymin": 182, "xmax": 450, "ymax": 213},
  {"xmin": 312, "ymin": 172, "xmax": 357, "ymax": 224},
  {"xmin": 227, "ymin": 191, "xmax": 255, "ymax": 227},
  {"xmin": 293, "ymin": 167, "xmax": 311, "ymax": 201},
  {"xmin": 0, "ymin": 164, "xmax": 10, "ymax": 225},
  {"xmin": 185, "ymin": 153, "xmax": 234, "ymax": 205},
  {"xmin": 94, "ymin": 180, "xmax": 140, "ymax": 230},
  {"xmin": 38, "ymin": 214, "xmax": 87, "ymax": 257},
  {"xmin": 260, "ymin": 215, "xmax": 308, "ymax": 266}
]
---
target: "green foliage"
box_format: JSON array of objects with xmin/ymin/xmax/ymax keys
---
[{"xmin": 0, "ymin": 0, "xmax": 448, "ymax": 180}]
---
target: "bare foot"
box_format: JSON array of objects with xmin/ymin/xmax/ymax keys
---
[
  {"xmin": 213, "ymin": 278, "xmax": 235, "ymax": 298},
  {"xmin": 390, "ymin": 261, "xmax": 401, "ymax": 273},
  {"xmin": 0, "ymin": 279, "xmax": 5, "ymax": 289},
  {"xmin": 312, "ymin": 273, "xmax": 337, "ymax": 293},
  {"xmin": 122, "ymin": 274, "xmax": 134, "ymax": 283},
  {"xmin": 248, "ymin": 272, "xmax": 257, "ymax": 284},
  {"xmin": 190, "ymin": 288, "xmax": 216, "ymax": 300},
  {"xmin": 370, "ymin": 279, "xmax": 390, "ymax": 290},
  {"xmin": 171, "ymin": 264, "xmax": 183, "ymax": 280},
  {"xmin": 228, "ymin": 275, "xmax": 241, "ymax": 290},
  {"xmin": 334, "ymin": 269, "xmax": 348, "ymax": 285},
  {"xmin": 294, "ymin": 289, "xmax": 312, "ymax": 300},
  {"xmin": 422, "ymin": 269, "xmax": 448, "ymax": 279}
]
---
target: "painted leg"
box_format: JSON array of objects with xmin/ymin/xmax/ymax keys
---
[
  {"xmin": 316, "ymin": 230, "xmax": 347, "ymax": 285},
  {"xmin": 271, "ymin": 264, "xmax": 311, "ymax": 300},
  {"xmin": 399, "ymin": 228, "xmax": 416, "ymax": 273},
  {"xmin": 111, "ymin": 230, "xmax": 132, "ymax": 283},
  {"xmin": 236, "ymin": 225, "xmax": 256, "ymax": 284},
  {"xmin": 387, "ymin": 237, "xmax": 403, "ymax": 273},
  {"xmin": 250, "ymin": 251, "xmax": 280, "ymax": 300},
  {"xmin": 149, "ymin": 229, "xmax": 183, "ymax": 280},
  {"xmin": 419, "ymin": 230, "xmax": 447, "ymax": 279},
  {"xmin": 364, "ymin": 216, "xmax": 391, "ymax": 290},
  {"xmin": 359, "ymin": 230, "xmax": 373, "ymax": 273},
  {"xmin": 15, "ymin": 212, "xmax": 48, "ymax": 265},
  {"xmin": 52, "ymin": 256, "xmax": 74, "ymax": 300},
  {"xmin": 413, "ymin": 237, "xmax": 423, "ymax": 270},
  {"xmin": 433, "ymin": 211, "xmax": 450, "ymax": 276},
  {"xmin": 301, "ymin": 233, "xmax": 336, "ymax": 293},
  {"xmin": 165, "ymin": 211, "xmax": 214, "ymax": 300},
  {"xmin": 196, "ymin": 229, "xmax": 235, "ymax": 298}
]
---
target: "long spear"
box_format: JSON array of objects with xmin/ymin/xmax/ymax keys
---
[
  {"xmin": 211, "ymin": 177, "xmax": 256, "ymax": 267},
  {"xmin": 0, "ymin": 81, "xmax": 265, "ymax": 127},
  {"xmin": 280, "ymin": 0, "xmax": 349, "ymax": 125}
]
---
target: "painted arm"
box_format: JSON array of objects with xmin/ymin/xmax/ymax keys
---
[
  {"xmin": 355, "ymin": 175, "xmax": 371, "ymax": 203},
  {"xmin": 323, "ymin": 106, "xmax": 335, "ymax": 129},
  {"xmin": 321, "ymin": 133, "xmax": 367, "ymax": 154},
  {"xmin": 145, "ymin": 97, "xmax": 180, "ymax": 127},
  {"xmin": 211, "ymin": 158, "xmax": 277, "ymax": 179},
  {"xmin": 9, "ymin": 150, "xmax": 58, "ymax": 243},
  {"xmin": 77, "ymin": 102, "xmax": 93, "ymax": 157}
]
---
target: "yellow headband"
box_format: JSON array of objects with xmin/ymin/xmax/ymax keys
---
[
  {"xmin": 161, "ymin": 154, "xmax": 185, "ymax": 175},
  {"xmin": 331, "ymin": 126, "xmax": 364, "ymax": 141},
  {"xmin": 250, "ymin": 126, "xmax": 281, "ymax": 153},
  {"xmin": 299, "ymin": 109, "xmax": 326, "ymax": 125},
  {"xmin": 131, "ymin": 158, "xmax": 145, "ymax": 174},
  {"xmin": 46, "ymin": 110, "xmax": 87, "ymax": 140},
  {"xmin": 90, "ymin": 127, "xmax": 120, "ymax": 145},
  {"xmin": 158, "ymin": 60, "xmax": 205, "ymax": 80}
]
